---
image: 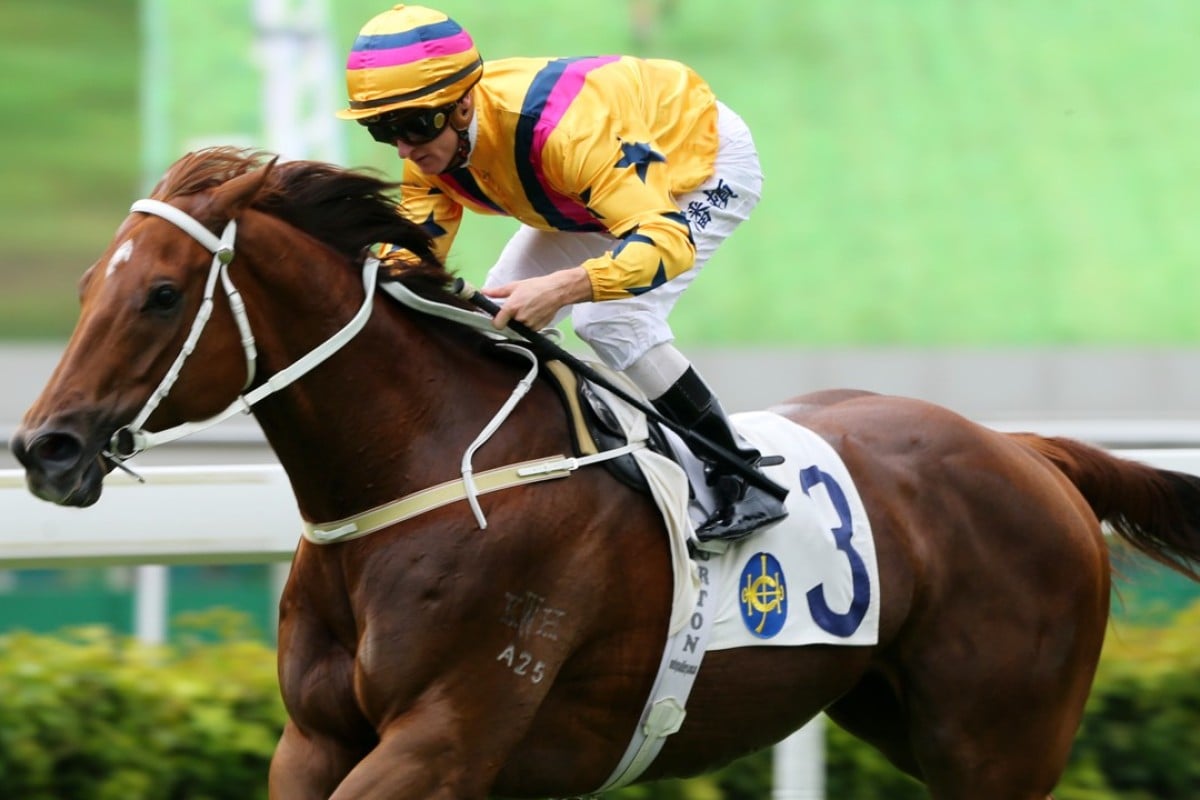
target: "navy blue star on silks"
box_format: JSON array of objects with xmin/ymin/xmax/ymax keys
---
[
  {"xmin": 417, "ymin": 212, "xmax": 447, "ymax": 239},
  {"xmin": 613, "ymin": 226, "xmax": 654, "ymax": 257},
  {"xmin": 627, "ymin": 259, "xmax": 669, "ymax": 296},
  {"xmin": 615, "ymin": 141, "xmax": 666, "ymax": 182}
]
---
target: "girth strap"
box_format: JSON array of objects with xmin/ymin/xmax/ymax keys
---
[{"xmin": 303, "ymin": 447, "xmax": 642, "ymax": 544}]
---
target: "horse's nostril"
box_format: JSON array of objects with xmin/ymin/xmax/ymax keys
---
[
  {"xmin": 30, "ymin": 432, "xmax": 84, "ymax": 468},
  {"xmin": 9, "ymin": 431, "xmax": 29, "ymax": 465}
]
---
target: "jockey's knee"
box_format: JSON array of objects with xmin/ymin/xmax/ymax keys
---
[{"xmin": 573, "ymin": 316, "xmax": 673, "ymax": 375}]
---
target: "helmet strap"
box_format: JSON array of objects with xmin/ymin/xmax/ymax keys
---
[
  {"xmin": 441, "ymin": 100, "xmax": 475, "ymax": 173},
  {"xmin": 444, "ymin": 126, "xmax": 472, "ymax": 173}
]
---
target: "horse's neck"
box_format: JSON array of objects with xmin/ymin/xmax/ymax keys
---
[{"xmin": 250, "ymin": 294, "xmax": 553, "ymax": 524}]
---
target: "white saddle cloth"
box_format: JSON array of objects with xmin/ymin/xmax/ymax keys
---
[{"xmin": 589, "ymin": 369, "xmax": 881, "ymax": 648}]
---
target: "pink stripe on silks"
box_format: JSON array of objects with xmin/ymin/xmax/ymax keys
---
[
  {"xmin": 440, "ymin": 173, "xmax": 503, "ymax": 214},
  {"xmin": 530, "ymin": 56, "xmax": 621, "ymax": 228},
  {"xmin": 347, "ymin": 31, "xmax": 475, "ymax": 70}
]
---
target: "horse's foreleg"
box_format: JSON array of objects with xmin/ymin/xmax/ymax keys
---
[
  {"xmin": 326, "ymin": 716, "xmax": 497, "ymax": 800},
  {"xmin": 269, "ymin": 720, "xmax": 365, "ymax": 800}
]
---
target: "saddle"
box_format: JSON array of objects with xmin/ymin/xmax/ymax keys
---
[
  {"xmin": 539, "ymin": 359, "xmax": 670, "ymax": 493},
  {"xmin": 479, "ymin": 340, "xmax": 730, "ymax": 534}
]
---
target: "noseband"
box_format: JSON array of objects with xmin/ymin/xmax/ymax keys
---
[{"xmin": 107, "ymin": 198, "xmax": 381, "ymax": 465}]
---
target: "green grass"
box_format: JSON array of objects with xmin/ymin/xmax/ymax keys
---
[
  {"xmin": 3, "ymin": 0, "xmax": 1199, "ymax": 345},
  {"xmin": 0, "ymin": 0, "xmax": 140, "ymax": 334}
]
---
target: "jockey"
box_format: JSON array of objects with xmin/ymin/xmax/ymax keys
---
[{"xmin": 337, "ymin": 4, "xmax": 787, "ymax": 542}]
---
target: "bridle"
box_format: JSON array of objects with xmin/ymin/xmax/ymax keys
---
[
  {"xmin": 103, "ymin": 195, "xmax": 628, "ymax": 531},
  {"xmin": 105, "ymin": 198, "xmax": 382, "ymax": 469}
]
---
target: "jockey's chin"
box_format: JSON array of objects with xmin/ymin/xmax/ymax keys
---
[
  {"xmin": 397, "ymin": 126, "xmax": 461, "ymax": 175},
  {"xmin": 405, "ymin": 151, "xmax": 450, "ymax": 174}
]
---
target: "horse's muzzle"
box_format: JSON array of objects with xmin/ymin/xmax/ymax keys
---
[{"xmin": 10, "ymin": 426, "xmax": 106, "ymax": 507}]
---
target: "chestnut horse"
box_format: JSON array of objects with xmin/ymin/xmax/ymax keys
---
[{"xmin": 12, "ymin": 148, "xmax": 1200, "ymax": 800}]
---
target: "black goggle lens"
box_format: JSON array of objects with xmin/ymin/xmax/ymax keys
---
[{"xmin": 361, "ymin": 105, "xmax": 454, "ymax": 145}]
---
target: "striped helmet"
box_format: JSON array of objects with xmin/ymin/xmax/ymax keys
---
[{"xmin": 336, "ymin": 5, "xmax": 483, "ymax": 121}]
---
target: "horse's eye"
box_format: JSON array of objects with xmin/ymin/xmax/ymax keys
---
[{"xmin": 145, "ymin": 283, "xmax": 182, "ymax": 313}]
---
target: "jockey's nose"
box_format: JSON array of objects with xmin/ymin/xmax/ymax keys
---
[{"xmin": 395, "ymin": 140, "xmax": 417, "ymax": 158}]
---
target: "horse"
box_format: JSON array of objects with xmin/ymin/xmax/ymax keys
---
[{"xmin": 11, "ymin": 146, "xmax": 1200, "ymax": 800}]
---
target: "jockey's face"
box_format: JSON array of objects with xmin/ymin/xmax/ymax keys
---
[
  {"xmin": 393, "ymin": 122, "xmax": 460, "ymax": 175},
  {"xmin": 374, "ymin": 90, "xmax": 473, "ymax": 175}
]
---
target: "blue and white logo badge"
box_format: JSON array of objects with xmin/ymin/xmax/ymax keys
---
[{"xmin": 739, "ymin": 552, "xmax": 788, "ymax": 638}]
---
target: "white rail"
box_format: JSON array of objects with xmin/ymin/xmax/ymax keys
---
[
  {"xmin": 0, "ymin": 463, "xmax": 300, "ymax": 644},
  {"xmin": 0, "ymin": 463, "xmax": 300, "ymax": 568}
]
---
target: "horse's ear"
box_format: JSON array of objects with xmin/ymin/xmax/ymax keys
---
[{"xmin": 211, "ymin": 156, "xmax": 279, "ymax": 216}]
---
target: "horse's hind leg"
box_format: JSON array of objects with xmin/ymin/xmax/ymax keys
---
[
  {"xmin": 841, "ymin": 507, "xmax": 1108, "ymax": 795},
  {"xmin": 831, "ymin": 662, "xmax": 1082, "ymax": 799},
  {"xmin": 825, "ymin": 671, "xmax": 924, "ymax": 781},
  {"xmin": 829, "ymin": 660, "xmax": 1077, "ymax": 800},
  {"xmin": 894, "ymin": 593, "xmax": 1105, "ymax": 797}
]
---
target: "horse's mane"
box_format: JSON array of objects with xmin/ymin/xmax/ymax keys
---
[{"xmin": 151, "ymin": 146, "xmax": 455, "ymax": 293}]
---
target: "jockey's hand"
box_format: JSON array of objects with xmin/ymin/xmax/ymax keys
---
[{"xmin": 483, "ymin": 267, "xmax": 594, "ymax": 332}]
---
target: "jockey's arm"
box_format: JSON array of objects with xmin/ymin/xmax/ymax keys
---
[
  {"xmin": 558, "ymin": 133, "xmax": 696, "ymax": 301},
  {"xmin": 485, "ymin": 134, "xmax": 696, "ymax": 331}
]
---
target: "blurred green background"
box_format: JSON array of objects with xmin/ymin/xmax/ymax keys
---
[{"xmin": 3, "ymin": 0, "xmax": 1199, "ymax": 345}]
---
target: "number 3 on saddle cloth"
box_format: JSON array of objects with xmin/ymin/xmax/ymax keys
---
[{"xmin": 546, "ymin": 359, "xmax": 882, "ymax": 651}]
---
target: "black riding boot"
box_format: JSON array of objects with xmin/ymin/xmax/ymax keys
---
[{"xmin": 651, "ymin": 367, "xmax": 789, "ymax": 541}]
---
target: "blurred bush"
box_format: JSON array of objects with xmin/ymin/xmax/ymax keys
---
[
  {"xmin": 0, "ymin": 624, "xmax": 281, "ymax": 800},
  {"xmin": 3, "ymin": 602, "xmax": 1200, "ymax": 798},
  {"xmin": 1059, "ymin": 601, "xmax": 1200, "ymax": 800}
]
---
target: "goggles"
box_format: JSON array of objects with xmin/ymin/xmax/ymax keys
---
[{"xmin": 360, "ymin": 103, "xmax": 457, "ymax": 146}]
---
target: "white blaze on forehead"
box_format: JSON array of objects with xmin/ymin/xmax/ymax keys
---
[{"xmin": 105, "ymin": 239, "xmax": 135, "ymax": 278}]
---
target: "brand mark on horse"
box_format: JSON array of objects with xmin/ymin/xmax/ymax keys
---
[
  {"xmin": 501, "ymin": 590, "xmax": 567, "ymax": 640},
  {"xmin": 496, "ymin": 645, "xmax": 547, "ymax": 684}
]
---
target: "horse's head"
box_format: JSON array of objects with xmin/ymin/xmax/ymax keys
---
[
  {"xmin": 11, "ymin": 149, "xmax": 278, "ymax": 506},
  {"xmin": 13, "ymin": 146, "xmax": 450, "ymax": 508}
]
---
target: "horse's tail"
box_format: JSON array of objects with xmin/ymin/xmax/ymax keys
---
[{"xmin": 1012, "ymin": 433, "xmax": 1200, "ymax": 581}]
